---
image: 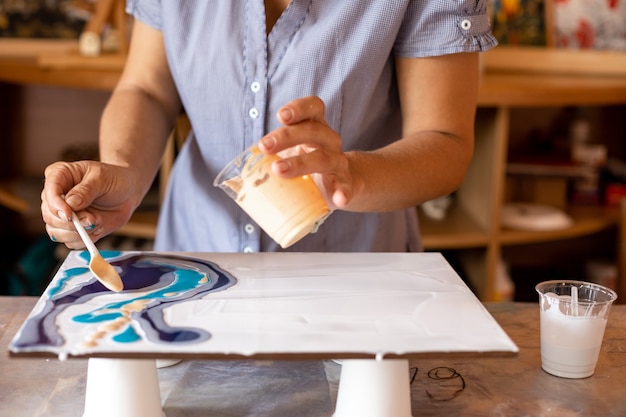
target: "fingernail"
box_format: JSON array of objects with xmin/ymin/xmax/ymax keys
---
[
  {"xmin": 260, "ymin": 136, "xmax": 276, "ymax": 151},
  {"xmin": 65, "ymin": 194, "xmax": 83, "ymax": 208},
  {"xmin": 279, "ymin": 108, "xmax": 293, "ymax": 122},
  {"xmin": 57, "ymin": 210, "xmax": 68, "ymax": 222},
  {"xmin": 274, "ymin": 160, "xmax": 289, "ymax": 174}
]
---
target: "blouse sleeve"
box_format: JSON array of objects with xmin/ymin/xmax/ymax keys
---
[
  {"xmin": 394, "ymin": 0, "xmax": 498, "ymax": 58},
  {"xmin": 126, "ymin": 0, "xmax": 163, "ymax": 31}
]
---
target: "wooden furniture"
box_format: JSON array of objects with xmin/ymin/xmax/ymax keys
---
[
  {"xmin": 0, "ymin": 39, "xmax": 122, "ymax": 90},
  {"xmin": 2, "ymin": 40, "xmax": 626, "ymax": 301},
  {"xmin": 2, "ymin": 296, "xmax": 625, "ymax": 416},
  {"xmin": 79, "ymin": 0, "xmax": 129, "ymax": 57},
  {"xmin": 0, "ymin": 38, "xmax": 158, "ymax": 239},
  {"xmin": 421, "ymin": 47, "xmax": 626, "ymax": 302}
]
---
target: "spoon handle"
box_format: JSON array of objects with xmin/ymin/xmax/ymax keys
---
[{"xmin": 71, "ymin": 212, "xmax": 99, "ymax": 258}]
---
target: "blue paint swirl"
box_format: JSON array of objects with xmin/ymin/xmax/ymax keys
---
[
  {"xmin": 112, "ymin": 325, "xmax": 142, "ymax": 343},
  {"xmin": 11, "ymin": 253, "xmax": 238, "ymax": 351}
]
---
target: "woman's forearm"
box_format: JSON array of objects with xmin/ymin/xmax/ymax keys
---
[
  {"xmin": 344, "ymin": 129, "xmax": 473, "ymax": 212},
  {"xmin": 98, "ymin": 87, "xmax": 176, "ymax": 209}
]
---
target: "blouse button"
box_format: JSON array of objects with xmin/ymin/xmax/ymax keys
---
[
  {"xmin": 243, "ymin": 246, "xmax": 254, "ymax": 253},
  {"xmin": 460, "ymin": 19, "xmax": 472, "ymax": 31},
  {"xmin": 249, "ymin": 107, "xmax": 259, "ymax": 119},
  {"xmin": 244, "ymin": 223, "xmax": 255, "ymax": 234},
  {"xmin": 250, "ymin": 82, "xmax": 261, "ymax": 93}
]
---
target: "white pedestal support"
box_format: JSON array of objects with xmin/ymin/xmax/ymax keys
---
[
  {"xmin": 83, "ymin": 358, "xmax": 165, "ymax": 417},
  {"xmin": 334, "ymin": 359, "xmax": 413, "ymax": 417}
]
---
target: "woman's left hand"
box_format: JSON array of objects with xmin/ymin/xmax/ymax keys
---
[{"xmin": 257, "ymin": 96, "xmax": 357, "ymax": 210}]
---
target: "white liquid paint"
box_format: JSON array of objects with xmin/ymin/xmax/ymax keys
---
[{"xmin": 540, "ymin": 303, "xmax": 607, "ymax": 378}]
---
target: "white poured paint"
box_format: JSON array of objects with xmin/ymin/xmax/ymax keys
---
[{"xmin": 539, "ymin": 294, "xmax": 608, "ymax": 378}]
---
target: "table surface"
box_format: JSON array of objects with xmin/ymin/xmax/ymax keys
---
[{"xmin": 2, "ymin": 296, "xmax": 625, "ymax": 417}]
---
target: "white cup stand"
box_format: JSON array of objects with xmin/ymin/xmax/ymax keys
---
[
  {"xmin": 334, "ymin": 359, "xmax": 413, "ymax": 417},
  {"xmin": 82, "ymin": 357, "xmax": 411, "ymax": 417},
  {"xmin": 83, "ymin": 358, "xmax": 165, "ymax": 417}
]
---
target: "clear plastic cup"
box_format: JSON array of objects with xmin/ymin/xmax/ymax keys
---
[
  {"xmin": 214, "ymin": 146, "xmax": 331, "ymax": 248},
  {"xmin": 535, "ymin": 280, "xmax": 617, "ymax": 378}
]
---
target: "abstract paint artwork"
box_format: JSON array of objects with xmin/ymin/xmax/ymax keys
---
[
  {"xmin": 10, "ymin": 251, "xmax": 518, "ymax": 359},
  {"xmin": 552, "ymin": 0, "xmax": 626, "ymax": 50}
]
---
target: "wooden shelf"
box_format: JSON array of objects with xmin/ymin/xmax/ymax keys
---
[
  {"xmin": 115, "ymin": 211, "xmax": 160, "ymax": 240},
  {"xmin": 499, "ymin": 205, "xmax": 620, "ymax": 246},
  {"xmin": 479, "ymin": 46, "xmax": 626, "ymax": 106},
  {"xmin": 2, "ymin": 41, "xmax": 626, "ymax": 102},
  {"xmin": 478, "ymin": 72, "xmax": 626, "ymax": 107},
  {"xmin": 419, "ymin": 205, "xmax": 489, "ymax": 249},
  {"xmin": 2, "ymin": 41, "xmax": 625, "ymax": 301},
  {"xmin": 461, "ymin": 48, "xmax": 626, "ymax": 300},
  {"xmin": 0, "ymin": 39, "xmax": 122, "ymax": 91}
]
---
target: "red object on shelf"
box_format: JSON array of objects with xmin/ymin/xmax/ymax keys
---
[{"xmin": 604, "ymin": 183, "xmax": 626, "ymax": 207}]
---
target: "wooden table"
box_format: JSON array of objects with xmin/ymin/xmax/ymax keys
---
[{"xmin": 2, "ymin": 297, "xmax": 625, "ymax": 417}]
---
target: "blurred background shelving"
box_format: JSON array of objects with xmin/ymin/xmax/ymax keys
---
[{"xmin": 1, "ymin": 38, "xmax": 626, "ymax": 303}]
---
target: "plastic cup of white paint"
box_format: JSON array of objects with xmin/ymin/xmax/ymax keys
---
[{"xmin": 536, "ymin": 280, "xmax": 617, "ymax": 379}]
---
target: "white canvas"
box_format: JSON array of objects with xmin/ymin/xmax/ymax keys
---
[{"xmin": 10, "ymin": 251, "xmax": 518, "ymax": 359}]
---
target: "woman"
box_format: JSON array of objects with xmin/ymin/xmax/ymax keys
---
[{"xmin": 41, "ymin": 1, "xmax": 496, "ymax": 253}]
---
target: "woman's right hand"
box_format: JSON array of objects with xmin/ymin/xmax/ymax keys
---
[{"xmin": 41, "ymin": 160, "xmax": 139, "ymax": 249}]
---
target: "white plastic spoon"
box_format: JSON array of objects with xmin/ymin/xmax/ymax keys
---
[{"xmin": 71, "ymin": 212, "xmax": 124, "ymax": 292}]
